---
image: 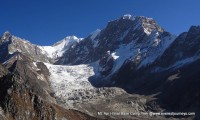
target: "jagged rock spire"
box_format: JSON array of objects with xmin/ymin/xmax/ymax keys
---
[{"xmin": 1, "ymin": 31, "xmax": 12, "ymax": 42}]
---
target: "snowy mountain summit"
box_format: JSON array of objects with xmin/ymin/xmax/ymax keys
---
[
  {"xmin": 39, "ymin": 35, "xmax": 83, "ymax": 58},
  {"xmin": 122, "ymin": 14, "xmax": 135, "ymax": 20}
]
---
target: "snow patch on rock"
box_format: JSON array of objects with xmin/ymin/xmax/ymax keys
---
[
  {"xmin": 122, "ymin": 14, "xmax": 135, "ymax": 20},
  {"xmin": 90, "ymin": 29, "xmax": 101, "ymax": 40}
]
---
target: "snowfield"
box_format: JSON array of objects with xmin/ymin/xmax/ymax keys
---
[
  {"xmin": 44, "ymin": 62, "xmax": 126, "ymax": 108},
  {"xmin": 45, "ymin": 63, "xmax": 95, "ymax": 94},
  {"xmin": 44, "ymin": 63, "xmax": 98, "ymax": 105}
]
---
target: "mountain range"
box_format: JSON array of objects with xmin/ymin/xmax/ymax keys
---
[{"xmin": 0, "ymin": 14, "xmax": 199, "ymax": 120}]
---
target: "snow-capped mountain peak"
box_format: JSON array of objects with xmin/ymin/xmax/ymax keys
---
[
  {"xmin": 39, "ymin": 35, "xmax": 83, "ymax": 59},
  {"xmin": 118, "ymin": 15, "xmax": 164, "ymax": 36},
  {"xmin": 53, "ymin": 35, "xmax": 81, "ymax": 46},
  {"xmin": 122, "ymin": 14, "xmax": 135, "ymax": 20}
]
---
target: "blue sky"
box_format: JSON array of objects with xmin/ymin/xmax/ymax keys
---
[{"xmin": 0, "ymin": 0, "xmax": 200, "ymax": 45}]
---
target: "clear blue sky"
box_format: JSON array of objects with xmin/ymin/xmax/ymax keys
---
[{"xmin": 0, "ymin": 0, "xmax": 200, "ymax": 45}]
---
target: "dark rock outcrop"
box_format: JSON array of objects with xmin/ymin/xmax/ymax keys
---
[{"xmin": 0, "ymin": 64, "xmax": 8, "ymax": 78}]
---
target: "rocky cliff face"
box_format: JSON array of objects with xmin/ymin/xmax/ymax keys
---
[
  {"xmin": 0, "ymin": 32, "xmax": 51, "ymax": 63},
  {"xmin": 0, "ymin": 64, "xmax": 8, "ymax": 77}
]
